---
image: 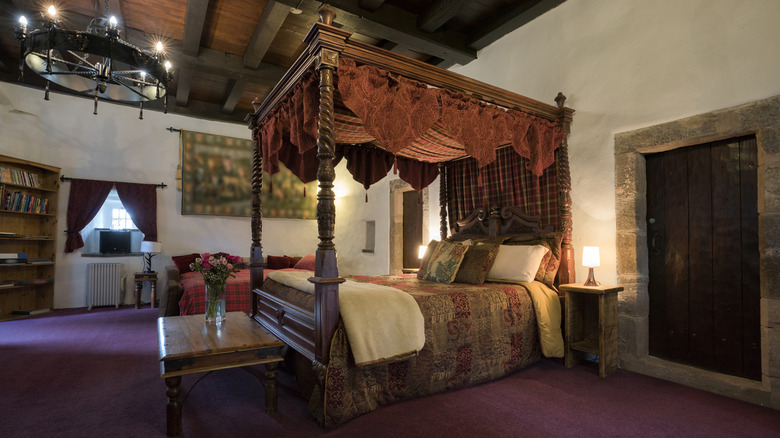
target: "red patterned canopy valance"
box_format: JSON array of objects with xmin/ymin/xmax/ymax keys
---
[{"xmin": 255, "ymin": 58, "xmax": 564, "ymax": 190}]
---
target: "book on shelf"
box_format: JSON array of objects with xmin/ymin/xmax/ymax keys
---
[
  {"xmin": 11, "ymin": 308, "xmax": 50, "ymax": 316},
  {"xmin": 22, "ymin": 234, "xmax": 50, "ymax": 239},
  {"xmin": 12, "ymin": 278, "xmax": 53, "ymax": 286},
  {"xmin": 0, "ymin": 252, "xmax": 28, "ymax": 261},
  {"xmin": 0, "ymin": 282, "xmax": 15, "ymax": 288},
  {"xmin": 27, "ymin": 258, "xmax": 53, "ymax": 264},
  {"xmin": 0, "ymin": 232, "xmax": 21, "ymax": 238}
]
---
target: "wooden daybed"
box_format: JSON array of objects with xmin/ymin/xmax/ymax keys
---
[{"xmin": 245, "ymin": 6, "xmax": 575, "ymax": 427}]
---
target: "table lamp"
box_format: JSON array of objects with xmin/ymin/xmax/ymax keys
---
[
  {"xmin": 140, "ymin": 241, "xmax": 162, "ymax": 273},
  {"xmin": 418, "ymin": 245, "xmax": 428, "ymax": 259},
  {"xmin": 582, "ymin": 246, "xmax": 600, "ymax": 286}
]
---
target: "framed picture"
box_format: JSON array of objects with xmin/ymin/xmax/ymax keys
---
[{"xmin": 180, "ymin": 130, "xmax": 317, "ymax": 219}]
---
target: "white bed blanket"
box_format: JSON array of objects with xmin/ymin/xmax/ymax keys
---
[{"xmin": 267, "ymin": 270, "xmax": 425, "ymax": 366}]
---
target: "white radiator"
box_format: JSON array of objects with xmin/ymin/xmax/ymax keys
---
[{"xmin": 87, "ymin": 263, "xmax": 122, "ymax": 310}]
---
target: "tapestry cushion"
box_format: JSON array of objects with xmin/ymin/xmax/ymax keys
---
[
  {"xmin": 293, "ymin": 253, "xmax": 316, "ymax": 271},
  {"xmin": 267, "ymin": 255, "xmax": 291, "ymax": 270},
  {"xmin": 416, "ymin": 240, "xmax": 440, "ymax": 280},
  {"xmin": 504, "ymin": 232, "xmax": 563, "ymax": 286},
  {"xmin": 422, "ymin": 241, "xmax": 469, "ymax": 284},
  {"xmin": 172, "ymin": 253, "xmax": 200, "ymax": 274},
  {"xmin": 454, "ymin": 241, "xmax": 501, "ymax": 284},
  {"xmin": 286, "ymin": 255, "xmax": 302, "ymax": 268},
  {"xmin": 487, "ymin": 244, "xmax": 549, "ymax": 284}
]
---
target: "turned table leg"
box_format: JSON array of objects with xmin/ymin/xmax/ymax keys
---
[
  {"xmin": 150, "ymin": 280, "xmax": 157, "ymax": 308},
  {"xmin": 264, "ymin": 362, "xmax": 279, "ymax": 413},
  {"xmin": 165, "ymin": 376, "xmax": 182, "ymax": 437},
  {"xmin": 134, "ymin": 280, "xmax": 142, "ymax": 309}
]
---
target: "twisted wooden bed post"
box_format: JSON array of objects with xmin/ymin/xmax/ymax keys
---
[
  {"xmin": 249, "ymin": 118, "xmax": 264, "ymax": 318},
  {"xmin": 309, "ymin": 5, "xmax": 347, "ymax": 374},
  {"xmin": 555, "ymin": 92, "xmax": 576, "ymax": 284},
  {"xmin": 439, "ymin": 164, "xmax": 448, "ymax": 239}
]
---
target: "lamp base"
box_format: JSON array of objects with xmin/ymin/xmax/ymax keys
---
[{"xmin": 583, "ymin": 267, "xmax": 600, "ymax": 287}]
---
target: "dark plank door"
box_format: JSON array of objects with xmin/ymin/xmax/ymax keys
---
[
  {"xmin": 646, "ymin": 136, "xmax": 760, "ymax": 380},
  {"xmin": 402, "ymin": 191, "xmax": 423, "ymax": 269}
]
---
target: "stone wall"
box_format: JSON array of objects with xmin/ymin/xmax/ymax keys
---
[{"xmin": 614, "ymin": 95, "xmax": 780, "ymax": 409}]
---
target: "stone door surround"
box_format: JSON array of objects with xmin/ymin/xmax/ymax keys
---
[{"xmin": 614, "ymin": 94, "xmax": 780, "ymax": 409}]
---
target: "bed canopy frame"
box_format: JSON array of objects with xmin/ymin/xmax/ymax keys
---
[{"xmin": 246, "ymin": 5, "xmax": 575, "ymax": 369}]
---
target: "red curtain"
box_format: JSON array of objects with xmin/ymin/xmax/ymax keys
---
[
  {"xmin": 338, "ymin": 58, "xmax": 440, "ymax": 155},
  {"xmin": 116, "ymin": 182, "xmax": 158, "ymax": 241},
  {"xmin": 254, "ymin": 56, "xmax": 565, "ymax": 191},
  {"xmin": 64, "ymin": 179, "xmax": 114, "ymax": 252}
]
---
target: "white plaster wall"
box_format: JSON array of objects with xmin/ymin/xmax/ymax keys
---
[
  {"xmin": 448, "ymin": 0, "xmax": 780, "ymax": 285},
  {"xmin": 0, "ymin": 82, "xmax": 384, "ymax": 308}
]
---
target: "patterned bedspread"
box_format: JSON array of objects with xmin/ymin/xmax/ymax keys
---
[{"xmin": 311, "ymin": 275, "xmax": 546, "ymax": 428}]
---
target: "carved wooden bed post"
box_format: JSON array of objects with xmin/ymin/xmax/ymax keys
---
[
  {"xmin": 439, "ymin": 164, "xmax": 448, "ymax": 239},
  {"xmin": 308, "ymin": 5, "xmax": 348, "ymax": 368},
  {"xmin": 555, "ymin": 92, "xmax": 576, "ymax": 284},
  {"xmin": 248, "ymin": 104, "xmax": 264, "ymax": 318}
]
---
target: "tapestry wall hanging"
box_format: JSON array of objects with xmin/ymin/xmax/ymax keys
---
[{"xmin": 180, "ymin": 130, "xmax": 317, "ymax": 219}]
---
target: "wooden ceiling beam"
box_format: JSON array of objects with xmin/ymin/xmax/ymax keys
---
[
  {"xmin": 175, "ymin": 68, "xmax": 193, "ymax": 107},
  {"xmin": 222, "ymin": 78, "xmax": 248, "ymax": 113},
  {"xmin": 167, "ymin": 46, "xmax": 287, "ymax": 85},
  {"xmin": 418, "ymin": 0, "xmax": 467, "ymax": 33},
  {"xmin": 467, "ymin": 0, "xmax": 566, "ymax": 50},
  {"xmin": 182, "ymin": 0, "xmax": 210, "ymax": 57},
  {"xmin": 243, "ymin": 1, "xmax": 290, "ymax": 69},
  {"xmin": 299, "ymin": 0, "xmax": 476, "ymax": 66},
  {"xmin": 358, "ymin": 0, "xmax": 385, "ymax": 12}
]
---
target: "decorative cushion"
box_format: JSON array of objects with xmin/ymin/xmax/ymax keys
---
[
  {"xmin": 172, "ymin": 253, "xmax": 200, "ymax": 274},
  {"xmin": 487, "ymin": 244, "xmax": 549, "ymax": 284},
  {"xmin": 286, "ymin": 255, "xmax": 302, "ymax": 268},
  {"xmin": 454, "ymin": 241, "xmax": 501, "ymax": 284},
  {"xmin": 422, "ymin": 241, "xmax": 469, "ymax": 284},
  {"xmin": 267, "ymin": 255, "xmax": 291, "ymax": 270},
  {"xmin": 293, "ymin": 253, "xmax": 316, "ymax": 271},
  {"xmin": 504, "ymin": 232, "xmax": 563, "ymax": 286},
  {"xmin": 416, "ymin": 240, "xmax": 440, "ymax": 280}
]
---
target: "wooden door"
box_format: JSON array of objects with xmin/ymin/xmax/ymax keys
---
[
  {"xmin": 646, "ymin": 136, "xmax": 760, "ymax": 380},
  {"xmin": 402, "ymin": 191, "xmax": 422, "ymax": 269}
]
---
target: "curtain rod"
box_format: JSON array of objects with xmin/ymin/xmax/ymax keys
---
[{"xmin": 60, "ymin": 176, "xmax": 167, "ymax": 188}]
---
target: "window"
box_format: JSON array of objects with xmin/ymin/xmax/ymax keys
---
[{"xmin": 111, "ymin": 208, "xmax": 135, "ymax": 230}]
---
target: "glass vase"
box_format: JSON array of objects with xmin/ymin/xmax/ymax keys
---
[{"xmin": 204, "ymin": 283, "xmax": 226, "ymax": 326}]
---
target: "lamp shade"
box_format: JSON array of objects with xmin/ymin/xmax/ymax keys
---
[
  {"xmin": 418, "ymin": 245, "xmax": 428, "ymax": 259},
  {"xmin": 140, "ymin": 241, "xmax": 162, "ymax": 254},
  {"xmin": 582, "ymin": 246, "xmax": 600, "ymax": 268}
]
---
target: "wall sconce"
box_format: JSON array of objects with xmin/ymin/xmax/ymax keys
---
[
  {"xmin": 582, "ymin": 246, "xmax": 600, "ymax": 286},
  {"xmin": 140, "ymin": 241, "xmax": 162, "ymax": 273}
]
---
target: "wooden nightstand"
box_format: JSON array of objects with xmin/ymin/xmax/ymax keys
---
[
  {"xmin": 560, "ymin": 283, "xmax": 623, "ymax": 377},
  {"xmin": 133, "ymin": 271, "xmax": 158, "ymax": 309}
]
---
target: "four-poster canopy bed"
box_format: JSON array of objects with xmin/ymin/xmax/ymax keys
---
[{"xmin": 246, "ymin": 5, "xmax": 575, "ymax": 427}]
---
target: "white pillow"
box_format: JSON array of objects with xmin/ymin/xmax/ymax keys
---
[{"xmin": 487, "ymin": 244, "xmax": 549, "ymax": 283}]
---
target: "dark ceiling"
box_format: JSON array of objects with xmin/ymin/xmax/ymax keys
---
[{"xmin": 0, "ymin": 0, "xmax": 565, "ymax": 124}]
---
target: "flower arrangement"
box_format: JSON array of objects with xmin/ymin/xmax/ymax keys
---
[{"xmin": 190, "ymin": 252, "xmax": 242, "ymax": 323}]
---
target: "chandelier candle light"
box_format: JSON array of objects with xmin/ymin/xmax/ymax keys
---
[
  {"xmin": 13, "ymin": 1, "xmax": 173, "ymax": 119},
  {"xmin": 190, "ymin": 252, "xmax": 242, "ymax": 326}
]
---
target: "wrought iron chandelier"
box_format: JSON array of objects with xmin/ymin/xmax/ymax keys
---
[{"xmin": 13, "ymin": 1, "xmax": 173, "ymax": 119}]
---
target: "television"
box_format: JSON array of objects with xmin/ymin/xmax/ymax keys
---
[{"xmin": 99, "ymin": 230, "xmax": 132, "ymax": 254}]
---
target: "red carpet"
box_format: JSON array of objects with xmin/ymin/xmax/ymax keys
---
[{"xmin": 1, "ymin": 306, "xmax": 778, "ymax": 437}]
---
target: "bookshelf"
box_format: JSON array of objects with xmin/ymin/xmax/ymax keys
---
[{"xmin": 0, "ymin": 154, "xmax": 59, "ymax": 320}]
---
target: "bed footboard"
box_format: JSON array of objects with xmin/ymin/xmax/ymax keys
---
[{"xmin": 252, "ymin": 288, "xmax": 316, "ymax": 362}]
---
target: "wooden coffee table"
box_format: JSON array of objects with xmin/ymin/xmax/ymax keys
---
[{"xmin": 158, "ymin": 311, "xmax": 284, "ymax": 437}]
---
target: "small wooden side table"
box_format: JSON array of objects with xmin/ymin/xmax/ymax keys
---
[
  {"xmin": 133, "ymin": 271, "xmax": 157, "ymax": 309},
  {"xmin": 158, "ymin": 312, "xmax": 284, "ymax": 437},
  {"xmin": 560, "ymin": 283, "xmax": 624, "ymax": 377}
]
